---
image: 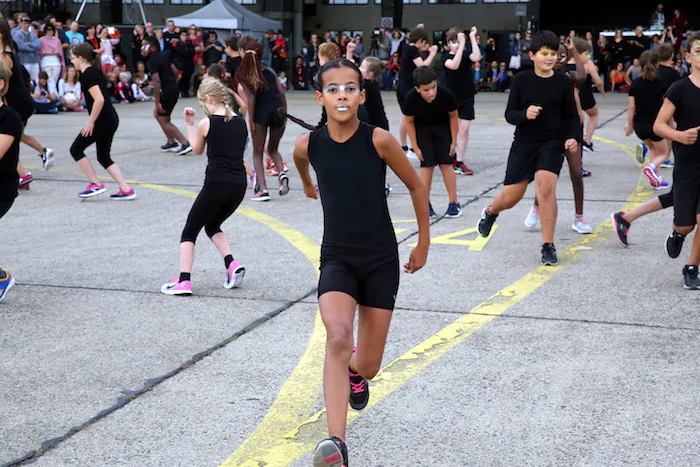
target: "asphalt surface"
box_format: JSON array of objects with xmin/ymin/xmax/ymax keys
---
[{"xmin": 1, "ymin": 90, "xmax": 698, "ymax": 467}]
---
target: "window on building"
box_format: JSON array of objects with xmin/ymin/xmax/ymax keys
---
[
  {"xmin": 72, "ymin": 0, "xmax": 98, "ymax": 3},
  {"xmin": 428, "ymin": 0, "xmax": 475, "ymax": 3},
  {"xmin": 375, "ymin": 0, "xmax": 422, "ymax": 4},
  {"xmin": 122, "ymin": 0, "xmax": 166, "ymax": 4},
  {"xmin": 483, "ymin": 0, "xmax": 529, "ymax": 3},
  {"xmin": 171, "ymin": 0, "xmax": 205, "ymax": 4},
  {"xmin": 236, "ymin": 0, "xmax": 257, "ymax": 4},
  {"xmin": 325, "ymin": 0, "xmax": 369, "ymax": 4}
]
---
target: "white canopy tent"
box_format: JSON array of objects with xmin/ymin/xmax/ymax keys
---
[{"xmin": 168, "ymin": 0, "xmax": 281, "ymax": 39}]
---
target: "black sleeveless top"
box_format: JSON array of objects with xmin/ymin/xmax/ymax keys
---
[
  {"xmin": 254, "ymin": 67, "xmax": 282, "ymax": 113},
  {"xmin": 308, "ymin": 122, "xmax": 395, "ymax": 251},
  {"xmin": 205, "ymin": 114, "xmax": 247, "ymax": 184},
  {"xmin": 3, "ymin": 51, "xmax": 34, "ymax": 122}
]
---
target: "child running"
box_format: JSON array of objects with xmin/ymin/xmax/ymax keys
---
[
  {"xmin": 653, "ymin": 31, "xmax": 700, "ymax": 289},
  {"xmin": 69, "ymin": 44, "xmax": 135, "ymax": 200},
  {"xmin": 404, "ymin": 66, "xmax": 462, "ymax": 218},
  {"xmin": 235, "ymin": 41, "xmax": 289, "ymax": 202},
  {"xmin": 292, "ymin": 59, "xmax": 430, "ymax": 466},
  {"xmin": 0, "ymin": 61, "xmax": 22, "ymax": 302},
  {"xmin": 576, "ymin": 40, "xmax": 605, "ymax": 154},
  {"xmin": 141, "ymin": 36, "xmax": 192, "ymax": 155},
  {"xmin": 626, "ymin": 49, "xmax": 670, "ymax": 190},
  {"xmin": 442, "ymin": 26, "xmax": 481, "ymax": 176},
  {"xmin": 0, "ymin": 21, "xmax": 54, "ymax": 190},
  {"xmin": 161, "ymin": 78, "xmax": 248, "ymax": 295},
  {"xmin": 477, "ymin": 31, "xmax": 579, "ymax": 265}
]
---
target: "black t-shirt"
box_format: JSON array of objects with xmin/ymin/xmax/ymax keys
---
[
  {"xmin": 505, "ymin": 70, "xmax": 579, "ymax": 143},
  {"xmin": 657, "ymin": 64, "xmax": 681, "ymax": 93},
  {"xmin": 403, "ymin": 85, "xmax": 458, "ymax": 127},
  {"xmin": 226, "ymin": 55, "xmax": 242, "ymax": 77},
  {"xmin": 442, "ymin": 45, "xmax": 475, "ymax": 101},
  {"xmin": 80, "ymin": 66, "xmax": 118, "ymax": 130},
  {"xmin": 665, "ymin": 77, "xmax": 700, "ymax": 159},
  {"xmin": 205, "ymin": 115, "xmax": 247, "ymax": 184},
  {"xmin": 0, "ymin": 105, "xmax": 23, "ymax": 201},
  {"xmin": 607, "ymin": 40, "xmax": 627, "ymax": 65},
  {"xmin": 361, "ymin": 80, "xmax": 389, "ymax": 131},
  {"xmin": 148, "ymin": 52, "xmax": 178, "ymax": 90},
  {"xmin": 628, "ymin": 35, "xmax": 648, "ymax": 60},
  {"xmin": 397, "ymin": 44, "xmax": 420, "ymax": 91},
  {"xmin": 204, "ymin": 40, "xmax": 223, "ymax": 67},
  {"xmin": 163, "ymin": 30, "xmax": 180, "ymax": 53},
  {"xmin": 629, "ymin": 78, "xmax": 664, "ymax": 124}
]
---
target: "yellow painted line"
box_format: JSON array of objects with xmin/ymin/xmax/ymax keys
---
[
  {"xmin": 28, "ymin": 165, "xmax": 330, "ymax": 459},
  {"xmin": 223, "ymin": 138, "xmax": 653, "ymax": 466},
  {"xmin": 392, "ymin": 219, "xmax": 417, "ymax": 223}
]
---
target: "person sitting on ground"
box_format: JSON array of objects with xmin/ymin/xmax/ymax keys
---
[
  {"xmin": 278, "ymin": 70, "xmax": 288, "ymax": 90},
  {"xmin": 292, "ymin": 56, "xmax": 309, "ymax": 90},
  {"xmin": 115, "ymin": 71, "xmax": 136, "ymax": 103},
  {"xmin": 57, "ymin": 64, "xmax": 83, "ymax": 111},
  {"xmin": 625, "ymin": 58, "xmax": 642, "ymax": 84},
  {"xmin": 610, "ymin": 62, "xmax": 628, "ymax": 92},
  {"xmin": 31, "ymin": 70, "xmax": 59, "ymax": 114}
]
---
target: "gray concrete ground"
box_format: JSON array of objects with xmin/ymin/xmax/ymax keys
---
[{"xmin": 1, "ymin": 91, "xmax": 698, "ymax": 467}]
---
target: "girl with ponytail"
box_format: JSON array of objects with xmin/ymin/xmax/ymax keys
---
[
  {"xmin": 69, "ymin": 42, "xmax": 135, "ymax": 199},
  {"xmin": 160, "ymin": 77, "xmax": 248, "ymax": 296},
  {"xmin": 234, "ymin": 41, "xmax": 289, "ymax": 202},
  {"xmin": 625, "ymin": 49, "xmax": 670, "ymax": 190}
]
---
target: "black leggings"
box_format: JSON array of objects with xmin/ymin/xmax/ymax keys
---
[
  {"xmin": 0, "ymin": 199, "xmax": 14, "ymax": 220},
  {"xmin": 70, "ymin": 125, "xmax": 117, "ymax": 170},
  {"xmin": 181, "ymin": 182, "xmax": 246, "ymax": 243},
  {"xmin": 659, "ymin": 185, "xmax": 674, "ymax": 209}
]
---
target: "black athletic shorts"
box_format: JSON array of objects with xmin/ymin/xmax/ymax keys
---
[
  {"xmin": 457, "ymin": 98, "xmax": 475, "ymax": 121},
  {"xmin": 159, "ymin": 86, "xmax": 179, "ymax": 117},
  {"xmin": 396, "ymin": 87, "xmax": 408, "ymax": 114},
  {"xmin": 672, "ymin": 159, "xmax": 700, "ymax": 227},
  {"xmin": 580, "ymin": 87, "xmax": 596, "ymax": 111},
  {"xmin": 254, "ymin": 106, "xmax": 285, "ymax": 128},
  {"xmin": 318, "ymin": 244, "xmax": 399, "ymax": 310},
  {"xmin": 504, "ymin": 139, "xmax": 565, "ymax": 185},
  {"xmin": 634, "ymin": 121, "xmax": 663, "ymax": 142},
  {"xmin": 416, "ymin": 124, "xmax": 454, "ymax": 168}
]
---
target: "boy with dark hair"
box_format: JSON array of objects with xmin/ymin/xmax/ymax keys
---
[
  {"xmin": 443, "ymin": 26, "xmax": 481, "ymax": 176},
  {"xmin": 653, "ymin": 31, "xmax": 700, "ymax": 289},
  {"xmin": 477, "ymin": 31, "xmax": 579, "ymax": 265},
  {"xmin": 404, "ymin": 66, "xmax": 461, "ymax": 218},
  {"xmin": 224, "ymin": 35, "xmax": 242, "ymax": 78},
  {"xmin": 397, "ymin": 27, "xmax": 438, "ymax": 155}
]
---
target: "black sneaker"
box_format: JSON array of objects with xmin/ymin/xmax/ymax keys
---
[
  {"xmin": 429, "ymin": 203, "xmax": 437, "ymax": 219},
  {"xmin": 278, "ymin": 173, "xmax": 290, "ymax": 196},
  {"xmin": 582, "ymin": 141, "xmax": 595, "ymax": 153},
  {"xmin": 177, "ymin": 143, "xmax": 193, "ymax": 155},
  {"xmin": 683, "ymin": 265, "xmax": 700, "ymax": 290},
  {"xmin": 541, "ymin": 243, "xmax": 558, "ymax": 265},
  {"xmin": 611, "ymin": 212, "xmax": 630, "ymax": 247},
  {"xmin": 313, "ymin": 436, "xmax": 348, "ymax": 467},
  {"xmin": 348, "ymin": 369, "xmax": 369, "ymax": 410},
  {"xmin": 477, "ymin": 207, "xmax": 497, "ymax": 237},
  {"xmin": 40, "ymin": 147, "xmax": 54, "ymax": 171},
  {"xmin": 385, "ymin": 182, "xmax": 391, "ymax": 198},
  {"xmin": 160, "ymin": 141, "xmax": 179, "ymax": 152},
  {"xmin": 666, "ymin": 230, "xmax": 686, "ymax": 259},
  {"xmin": 582, "ymin": 169, "xmax": 592, "ymax": 177}
]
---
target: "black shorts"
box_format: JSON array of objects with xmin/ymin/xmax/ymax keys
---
[
  {"xmin": 634, "ymin": 121, "xmax": 663, "ymax": 142},
  {"xmin": 318, "ymin": 258, "xmax": 400, "ymax": 310},
  {"xmin": 159, "ymin": 87, "xmax": 179, "ymax": 117},
  {"xmin": 396, "ymin": 87, "xmax": 408, "ymax": 114},
  {"xmin": 672, "ymin": 159, "xmax": 700, "ymax": 227},
  {"xmin": 580, "ymin": 87, "xmax": 596, "ymax": 111},
  {"xmin": 416, "ymin": 124, "xmax": 454, "ymax": 168},
  {"xmin": 254, "ymin": 106, "xmax": 285, "ymax": 128},
  {"xmin": 457, "ymin": 98, "xmax": 475, "ymax": 121},
  {"xmin": 504, "ymin": 139, "xmax": 565, "ymax": 185}
]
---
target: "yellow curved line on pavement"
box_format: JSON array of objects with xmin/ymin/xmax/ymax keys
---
[{"xmin": 221, "ymin": 138, "xmax": 653, "ymax": 466}]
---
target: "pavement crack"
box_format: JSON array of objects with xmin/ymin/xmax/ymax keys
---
[
  {"xmin": 2, "ymin": 287, "xmax": 318, "ymax": 467},
  {"xmin": 597, "ymin": 108, "xmax": 627, "ymax": 129}
]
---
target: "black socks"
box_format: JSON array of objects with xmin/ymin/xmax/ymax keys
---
[
  {"xmin": 179, "ymin": 272, "xmax": 191, "ymax": 282},
  {"xmin": 224, "ymin": 255, "xmax": 234, "ymax": 269}
]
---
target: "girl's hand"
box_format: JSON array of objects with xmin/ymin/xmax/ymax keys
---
[
  {"xmin": 303, "ymin": 182, "xmax": 318, "ymax": 199},
  {"xmin": 183, "ymin": 107, "xmax": 196, "ymax": 126},
  {"xmin": 624, "ymin": 124, "xmax": 633, "ymax": 137},
  {"xmin": 413, "ymin": 147, "xmax": 423, "ymax": 162},
  {"xmin": 404, "ymin": 244, "xmax": 428, "ymax": 273},
  {"xmin": 564, "ymin": 138, "xmax": 578, "ymax": 152},
  {"xmin": 81, "ymin": 121, "xmax": 94, "ymax": 137}
]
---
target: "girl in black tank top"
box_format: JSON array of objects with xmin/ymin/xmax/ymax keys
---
[
  {"xmin": 161, "ymin": 77, "xmax": 248, "ymax": 297},
  {"xmin": 0, "ymin": 20, "xmax": 56, "ymax": 185},
  {"xmin": 292, "ymin": 59, "xmax": 431, "ymax": 467}
]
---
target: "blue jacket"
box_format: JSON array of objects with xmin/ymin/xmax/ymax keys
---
[{"xmin": 11, "ymin": 28, "xmax": 41, "ymax": 65}]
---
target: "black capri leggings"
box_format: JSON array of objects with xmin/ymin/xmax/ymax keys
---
[
  {"xmin": 181, "ymin": 182, "xmax": 247, "ymax": 243},
  {"xmin": 70, "ymin": 123, "xmax": 118, "ymax": 170},
  {"xmin": 659, "ymin": 185, "xmax": 674, "ymax": 209}
]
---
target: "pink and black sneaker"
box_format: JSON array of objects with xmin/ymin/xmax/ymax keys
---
[
  {"xmin": 160, "ymin": 278, "xmax": 192, "ymax": 296},
  {"xmin": 348, "ymin": 368, "xmax": 369, "ymax": 410},
  {"xmin": 224, "ymin": 261, "xmax": 245, "ymax": 289},
  {"xmin": 643, "ymin": 164, "xmax": 661, "ymax": 188},
  {"xmin": 78, "ymin": 182, "xmax": 106, "ymax": 198},
  {"xmin": 19, "ymin": 172, "xmax": 33, "ymax": 186},
  {"xmin": 313, "ymin": 436, "xmax": 348, "ymax": 467},
  {"xmin": 110, "ymin": 188, "xmax": 137, "ymax": 200}
]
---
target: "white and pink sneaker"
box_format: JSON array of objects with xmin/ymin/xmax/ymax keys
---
[
  {"xmin": 224, "ymin": 261, "xmax": 245, "ymax": 289},
  {"xmin": 643, "ymin": 164, "xmax": 661, "ymax": 188},
  {"xmin": 161, "ymin": 278, "xmax": 192, "ymax": 296}
]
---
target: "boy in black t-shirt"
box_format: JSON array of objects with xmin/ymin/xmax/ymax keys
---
[
  {"xmin": 443, "ymin": 26, "xmax": 481, "ymax": 176},
  {"xmin": 404, "ymin": 66, "xmax": 461, "ymax": 218},
  {"xmin": 397, "ymin": 27, "xmax": 438, "ymax": 154},
  {"xmin": 477, "ymin": 31, "xmax": 579, "ymax": 266},
  {"xmin": 142, "ymin": 36, "xmax": 192, "ymax": 155},
  {"xmin": 653, "ymin": 31, "xmax": 700, "ymax": 289},
  {"xmin": 0, "ymin": 61, "xmax": 23, "ymax": 302}
]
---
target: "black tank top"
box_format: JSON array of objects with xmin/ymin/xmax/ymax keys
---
[
  {"xmin": 205, "ymin": 115, "xmax": 248, "ymax": 184},
  {"xmin": 254, "ymin": 67, "xmax": 282, "ymax": 113},
  {"xmin": 308, "ymin": 122, "xmax": 395, "ymax": 250},
  {"xmin": 3, "ymin": 51, "xmax": 34, "ymax": 122}
]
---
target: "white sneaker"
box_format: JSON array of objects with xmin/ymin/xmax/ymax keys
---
[
  {"xmin": 41, "ymin": 147, "xmax": 55, "ymax": 171},
  {"xmin": 404, "ymin": 147, "xmax": 418, "ymax": 160},
  {"xmin": 524, "ymin": 206, "xmax": 540, "ymax": 230},
  {"xmin": 572, "ymin": 217, "xmax": 593, "ymax": 234}
]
